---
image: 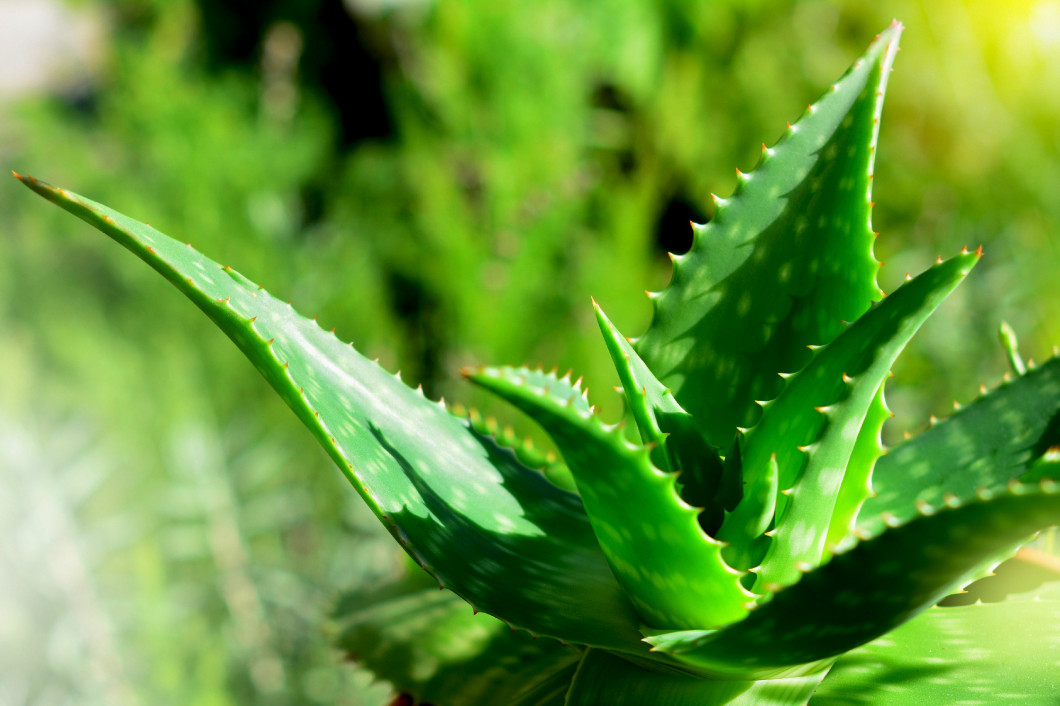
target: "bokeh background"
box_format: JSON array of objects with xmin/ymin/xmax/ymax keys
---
[{"xmin": 1, "ymin": 0, "xmax": 1058, "ymax": 703}]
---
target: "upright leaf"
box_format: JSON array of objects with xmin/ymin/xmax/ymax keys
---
[
  {"xmin": 635, "ymin": 23, "xmax": 902, "ymax": 452},
  {"xmin": 595, "ymin": 302, "xmax": 727, "ymax": 531},
  {"xmin": 742, "ymin": 252, "xmax": 979, "ymax": 589}
]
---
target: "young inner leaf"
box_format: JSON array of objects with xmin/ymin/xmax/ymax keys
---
[{"xmin": 595, "ymin": 301, "xmax": 727, "ymax": 533}]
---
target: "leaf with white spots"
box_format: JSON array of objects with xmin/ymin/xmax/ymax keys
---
[
  {"xmin": 464, "ymin": 365, "xmax": 753, "ymax": 631},
  {"xmin": 738, "ymin": 251, "xmax": 979, "ymax": 590},
  {"xmin": 645, "ymin": 485, "xmax": 1060, "ymax": 677},
  {"xmin": 860, "ymin": 356, "xmax": 1060, "ymax": 536},
  {"xmin": 634, "ymin": 22, "xmax": 902, "ymax": 453},
  {"xmin": 332, "ymin": 572, "xmax": 581, "ymax": 706},
  {"xmin": 16, "ymin": 174, "xmax": 646, "ymax": 652},
  {"xmin": 565, "ymin": 648, "xmax": 829, "ymax": 706},
  {"xmin": 815, "ymin": 596, "xmax": 1060, "ymax": 704}
]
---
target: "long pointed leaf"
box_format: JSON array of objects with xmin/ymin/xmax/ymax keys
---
[
  {"xmin": 16, "ymin": 174, "xmax": 645, "ymax": 651},
  {"xmin": 739, "ymin": 252, "xmax": 979, "ymax": 589},
  {"xmin": 594, "ymin": 300, "xmax": 683, "ymax": 462},
  {"xmin": 635, "ymin": 23, "xmax": 902, "ymax": 452},
  {"xmin": 595, "ymin": 301, "xmax": 727, "ymax": 531},
  {"xmin": 824, "ymin": 384, "xmax": 889, "ymax": 553}
]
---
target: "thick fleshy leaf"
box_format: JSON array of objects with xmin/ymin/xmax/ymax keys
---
[
  {"xmin": 635, "ymin": 23, "xmax": 902, "ymax": 452},
  {"xmin": 16, "ymin": 174, "xmax": 645, "ymax": 651},
  {"xmin": 645, "ymin": 485, "xmax": 1060, "ymax": 677},
  {"xmin": 595, "ymin": 301, "xmax": 727, "ymax": 532},
  {"xmin": 861, "ymin": 356, "xmax": 1060, "ymax": 536},
  {"xmin": 733, "ymin": 251, "xmax": 979, "ymax": 589},
  {"xmin": 465, "ymin": 365, "xmax": 753, "ymax": 630},
  {"xmin": 566, "ymin": 649, "xmax": 829, "ymax": 706},
  {"xmin": 814, "ymin": 596, "xmax": 1060, "ymax": 704},
  {"xmin": 332, "ymin": 573, "xmax": 580, "ymax": 706},
  {"xmin": 594, "ymin": 300, "xmax": 683, "ymax": 462},
  {"xmin": 824, "ymin": 384, "xmax": 889, "ymax": 553}
]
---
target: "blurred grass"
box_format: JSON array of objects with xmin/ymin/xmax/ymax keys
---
[{"xmin": 1, "ymin": 0, "xmax": 1058, "ymax": 702}]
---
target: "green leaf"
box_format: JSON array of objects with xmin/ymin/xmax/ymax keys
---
[
  {"xmin": 824, "ymin": 384, "xmax": 889, "ymax": 553},
  {"xmin": 594, "ymin": 299, "xmax": 684, "ymax": 462},
  {"xmin": 594, "ymin": 301, "xmax": 727, "ymax": 532},
  {"xmin": 814, "ymin": 598, "xmax": 1060, "ymax": 704},
  {"xmin": 465, "ymin": 365, "xmax": 753, "ymax": 631},
  {"xmin": 943, "ymin": 547, "xmax": 1060, "ymax": 606},
  {"xmin": 332, "ymin": 572, "xmax": 580, "ymax": 706},
  {"xmin": 635, "ymin": 22, "xmax": 902, "ymax": 452},
  {"xmin": 1022, "ymin": 446, "xmax": 1060, "ymax": 484},
  {"xmin": 566, "ymin": 649, "xmax": 829, "ymax": 706},
  {"xmin": 16, "ymin": 174, "xmax": 645, "ymax": 652},
  {"xmin": 861, "ymin": 356, "xmax": 1060, "ymax": 536},
  {"xmin": 646, "ymin": 485, "xmax": 1060, "ymax": 678},
  {"xmin": 733, "ymin": 251, "xmax": 979, "ymax": 589},
  {"xmin": 656, "ymin": 410, "xmax": 730, "ymax": 535}
]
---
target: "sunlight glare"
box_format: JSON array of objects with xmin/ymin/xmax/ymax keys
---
[{"xmin": 1031, "ymin": 0, "xmax": 1060, "ymax": 46}]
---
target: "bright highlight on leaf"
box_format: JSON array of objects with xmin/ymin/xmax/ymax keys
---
[{"xmin": 16, "ymin": 17, "xmax": 1060, "ymax": 706}]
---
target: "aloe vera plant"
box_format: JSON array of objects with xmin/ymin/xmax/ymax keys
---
[{"xmin": 17, "ymin": 20, "xmax": 1060, "ymax": 705}]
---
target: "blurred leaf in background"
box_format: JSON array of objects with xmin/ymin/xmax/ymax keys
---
[{"xmin": 1, "ymin": 0, "xmax": 1058, "ymax": 702}]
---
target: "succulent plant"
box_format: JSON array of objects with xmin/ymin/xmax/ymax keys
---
[{"xmin": 17, "ymin": 20, "xmax": 1060, "ymax": 705}]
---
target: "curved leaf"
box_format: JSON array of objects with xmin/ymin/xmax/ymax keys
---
[
  {"xmin": 824, "ymin": 384, "xmax": 889, "ymax": 553},
  {"xmin": 861, "ymin": 356, "xmax": 1060, "ymax": 536},
  {"xmin": 594, "ymin": 300, "xmax": 683, "ymax": 459},
  {"xmin": 646, "ymin": 485, "xmax": 1060, "ymax": 677},
  {"xmin": 465, "ymin": 365, "xmax": 753, "ymax": 631},
  {"xmin": 16, "ymin": 174, "xmax": 645, "ymax": 652}
]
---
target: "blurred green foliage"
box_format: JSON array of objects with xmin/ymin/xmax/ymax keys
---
[{"xmin": 2, "ymin": 0, "xmax": 1058, "ymax": 703}]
